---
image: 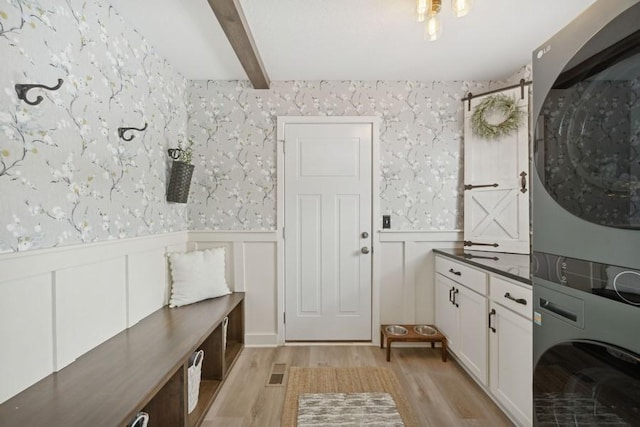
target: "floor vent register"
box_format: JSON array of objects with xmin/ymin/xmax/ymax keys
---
[{"xmin": 267, "ymin": 363, "xmax": 288, "ymax": 386}]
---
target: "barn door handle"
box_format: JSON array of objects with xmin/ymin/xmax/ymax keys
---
[
  {"xmin": 520, "ymin": 171, "xmax": 528, "ymax": 193},
  {"xmin": 488, "ymin": 309, "xmax": 496, "ymax": 333},
  {"xmin": 464, "ymin": 241, "xmax": 499, "ymax": 248},
  {"xmin": 464, "ymin": 183, "xmax": 498, "ymax": 191},
  {"xmin": 504, "ymin": 292, "xmax": 527, "ymax": 305}
]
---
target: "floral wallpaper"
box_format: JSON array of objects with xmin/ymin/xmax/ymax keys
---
[
  {"xmin": 0, "ymin": 0, "xmax": 531, "ymax": 251},
  {"xmin": 540, "ymin": 80, "xmax": 640, "ymax": 227},
  {"xmin": 187, "ymin": 73, "xmax": 530, "ymax": 231},
  {"xmin": 0, "ymin": 0, "xmax": 189, "ymax": 253}
]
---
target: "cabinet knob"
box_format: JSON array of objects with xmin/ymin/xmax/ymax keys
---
[{"xmin": 361, "ymin": 247, "xmax": 370, "ymax": 254}]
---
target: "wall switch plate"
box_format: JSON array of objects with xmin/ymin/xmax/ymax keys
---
[{"xmin": 382, "ymin": 215, "xmax": 391, "ymax": 229}]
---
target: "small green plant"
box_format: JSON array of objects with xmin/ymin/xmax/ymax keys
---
[{"xmin": 179, "ymin": 139, "xmax": 194, "ymax": 164}]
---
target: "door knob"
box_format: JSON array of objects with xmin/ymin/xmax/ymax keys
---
[
  {"xmin": 361, "ymin": 232, "xmax": 369, "ymax": 238},
  {"xmin": 361, "ymin": 247, "xmax": 370, "ymax": 254}
]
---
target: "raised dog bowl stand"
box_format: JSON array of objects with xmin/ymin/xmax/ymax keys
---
[{"xmin": 380, "ymin": 324, "xmax": 447, "ymax": 362}]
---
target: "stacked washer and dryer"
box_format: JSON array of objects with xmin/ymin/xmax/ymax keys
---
[{"xmin": 532, "ymin": 1, "xmax": 640, "ymax": 425}]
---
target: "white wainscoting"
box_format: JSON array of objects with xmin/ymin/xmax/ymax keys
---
[
  {"xmin": 0, "ymin": 232, "xmax": 188, "ymax": 404},
  {"xmin": 0, "ymin": 228, "xmax": 460, "ymax": 403},
  {"xmin": 378, "ymin": 230, "xmax": 463, "ymax": 327},
  {"xmin": 189, "ymin": 231, "xmax": 279, "ymax": 347},
  {"xmin": 187, "ymin": 230, "xmax": 462, "ymax": 347}
]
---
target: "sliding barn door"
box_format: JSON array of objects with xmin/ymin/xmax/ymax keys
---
[{"xmin": 463, "ymin": 87, "xmax": 530, "ymax": 254}]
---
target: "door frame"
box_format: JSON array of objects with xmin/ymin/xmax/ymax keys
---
[{"xmin": 276, "ymin": 116, "xmax": 381, "ymax": 345}]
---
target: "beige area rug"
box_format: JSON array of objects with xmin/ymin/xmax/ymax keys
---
[{"xmin": 281, "ymin": 367, "xmax": 419, "ymax": 427}]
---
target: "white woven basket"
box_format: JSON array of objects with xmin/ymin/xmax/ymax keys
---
[
  {"xmin": 222, "ymin": 316, "xmax": 229, "ymax": 349},
  {"xmin": 128, "ymin": 412, "xmax": 149, "ymax": 427},
  {"xmin": 187, "ymin": 350, "xmax": 204, "ymax": 414}
]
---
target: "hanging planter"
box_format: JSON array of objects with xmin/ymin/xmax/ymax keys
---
[
  {"xmin": 167, "ymin": 147, "xmax": 194, "ymax": 203},
  {"xmin": 471, "ymin": 94, "xmax": 524, "ymax": 140}
]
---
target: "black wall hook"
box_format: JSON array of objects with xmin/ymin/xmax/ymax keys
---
[
  {"xmin": 15, "ymin": 78, "xmax": 64, "ymax": 106},
  {"xmin": 168, "ymin": 148, "xmax": 182, "ymax": 160},
  {"xmin": 118, "ymin": 123, "xmax": 148, "ymax": 141}
]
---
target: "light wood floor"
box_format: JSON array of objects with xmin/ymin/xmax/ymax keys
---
[{"xmin": 202, "ymin": 345, "xmax": 513, "ymax": 426}]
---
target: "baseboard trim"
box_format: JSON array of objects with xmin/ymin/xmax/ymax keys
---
[{"xmin": 244, "ymin": 333, "xmax": 279, "ymax": 347}]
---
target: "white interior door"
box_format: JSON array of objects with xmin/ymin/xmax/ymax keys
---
[
  {"xmin": 464, "ymin": 87, "xmax": 530, "ymax": 254},
  {"xmin": 284, "ymin": 122, "xmax": 372, "ymax": 341}
]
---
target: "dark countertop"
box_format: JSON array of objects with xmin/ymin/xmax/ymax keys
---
[{"xmin": 434, "ymin": 248, "xmax": 531, "ymax": 285}]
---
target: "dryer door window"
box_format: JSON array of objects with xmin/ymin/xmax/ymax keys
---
[
  {"xmin": 534, "ymin": 29, "xmax": 640, "ymax": 230},
  {"xmin": 534, "ymin": 340, "xmax": 640, "ymax": 425}
]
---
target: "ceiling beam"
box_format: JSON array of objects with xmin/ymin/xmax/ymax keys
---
[{"xmin": 206, "ymin": 0, "xmax": 270, "ymax": 89}]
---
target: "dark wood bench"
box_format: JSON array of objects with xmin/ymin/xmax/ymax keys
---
[{"xmin": 0, "ymin": 292, "xmax": 245, "ymax": 427}]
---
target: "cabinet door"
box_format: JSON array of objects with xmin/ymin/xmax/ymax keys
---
[
  {"xmin": 435, "ymin": 275, "xmax": 458, "ymax": 352},
  {"xmin": 489, "ymin": 303, "xmax": 532, "ymax": 426},
  {"xmin": 463, "ymin": 87, "xmax": 530, "ymax": 254},
  {"xmin": 457, "ymin": 285, "xmax": 488, "ymax": 385}
]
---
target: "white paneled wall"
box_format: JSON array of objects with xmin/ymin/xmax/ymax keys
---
[
  {"xmin": 378, "ymin": 231, "xmax": 462, "ymax": 326},
  {"xmin": 128, "ymin": 249, "xmax": 171, "ymax": 326},
  {"xmin": 189, "ymin": 230, "xmax": 460, "ymax": 345},
  {"xmin": 55, "ymin": 257, "xmax": 128, "ymax": 369},
  {"xmin": 0, "ymin": 273, "xmax": 54, "ymax": 403},
  {"xmin": 0, "ymin": 229, "xmax": 460, "ymax": 403},
  {"xmin": 0, "ymin": 232, "xmax": 188, "ymax": 404},
  {"xmin": 189, "ymin": 231, "xmax": 279, "ymax": 347}
]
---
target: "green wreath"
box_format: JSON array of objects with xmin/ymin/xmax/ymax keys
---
[{"xmin": 471, "ymin": 94, "xmax": 524, "ymax": 140}]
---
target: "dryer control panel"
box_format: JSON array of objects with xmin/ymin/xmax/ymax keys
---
[{"xmin": 533, "ymin": 251, "xmax": 640, "ymax": 307}]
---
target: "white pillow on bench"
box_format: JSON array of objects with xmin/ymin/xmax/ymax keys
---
[{"xmin": 168, "ymin": 248, "xmax": 231, "ymax": 307}]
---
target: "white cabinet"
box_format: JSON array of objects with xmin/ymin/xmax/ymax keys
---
[
  {"xmin": 435, "ymin": 254, "xmax": 532, "ymax": 426},
  {"xmin": 435, "ymin": 274, "xmax": 458, "ymax": 351},
  {"xmin": 435, "ymin": 257, "xmax": 488, "ymax": 385},
  {"xmin": 489, "ymin": 277, "xmax": 532, "ymax": 426},
  {"xmin": 458, "ymin": 284, "xmax": 488, "ymax": 384}
]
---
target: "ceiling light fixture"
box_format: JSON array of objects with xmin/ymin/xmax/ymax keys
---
[{"xmin": 418, "ymin": 0, "xmax": 473, "ymax": 41}]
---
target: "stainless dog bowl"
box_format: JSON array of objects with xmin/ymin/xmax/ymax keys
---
[
  {"xmin": 414, "ymin": 325, "xmax": 437, "ymax": 336},
  {"xmin": 385, "ymin": 325, "xmax": 408, "ymax": 336}
]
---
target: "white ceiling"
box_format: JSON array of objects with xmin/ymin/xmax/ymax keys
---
[{"xmin": 110, "ymin": 0, "xmax": 596, "ymax": 82}]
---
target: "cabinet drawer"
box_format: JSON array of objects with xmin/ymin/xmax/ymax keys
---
[
  {"xmin": 435, "ymin": 256, "xmax": 487, "ymax": 295},
  {"xmin": 490, "ymin": 275, "xmax": 532, "ymax": 319}
]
